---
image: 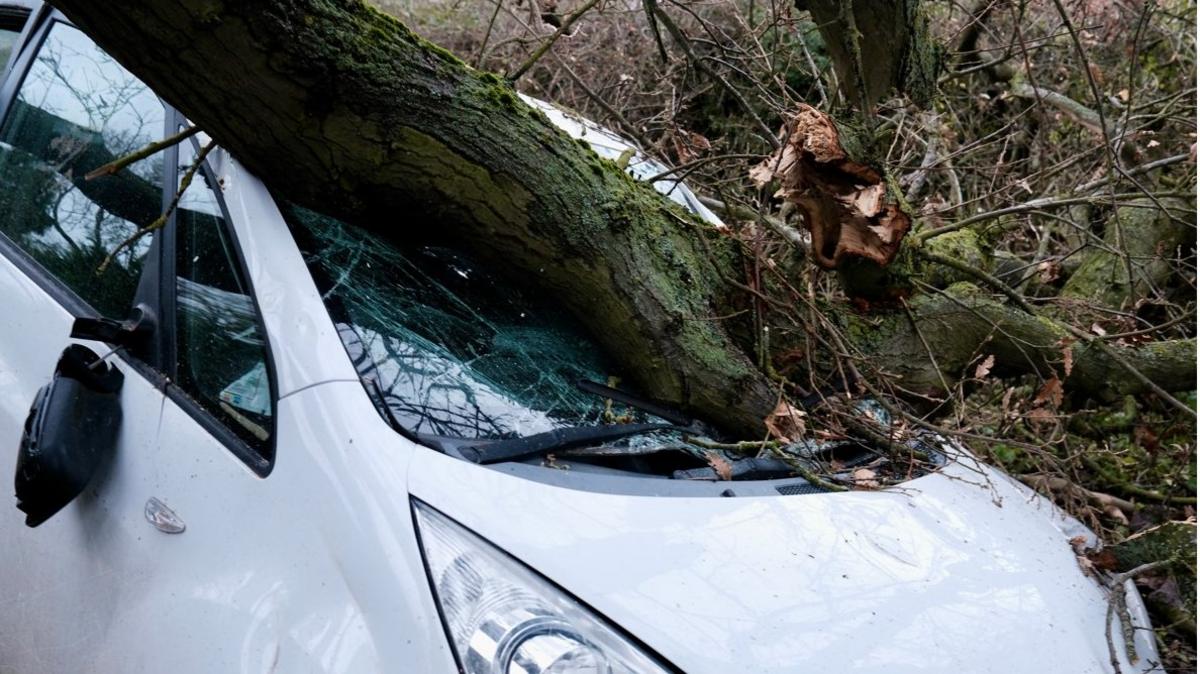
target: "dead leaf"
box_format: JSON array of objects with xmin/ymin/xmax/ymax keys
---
[
  {"xmin": 852, "ymin": 468, "xmax": 880, "ymax": 488},
  {"xmin": 974, "ymin": 354, "xmax": 995, "ymax": 379},
  {"xmin": 764, "ymin": 401, "xmax": 807, "ymax": 443},
  {"xmin": 1036, "ymin": 260, "xmax": 1061, "ymax": 283},
  {"xmin": 1070, "ymin": 535, "xmax": 1090, "ymax": 555},
  {"xmin": 1090, "ymin": 323, "xmax": 1108, "ymax": 337},
  {"xmin": 1034, "ymin": 376, "xmax": 1064, "ymax": 409},
  {"xmin": 704, "ymin": 451, "xmax": 733, "ymax": 481},
  {"xmin": 1071, "ymin": 535, "xmax": 1097, "ymax": 576},
  {"xmin": 1026, "ymin": 407, "xmax": 1056, "ymax": 425},
  {"xmin": 1001, "ymin": 386, "xmax": 1016, "ymax": 418},
  {"xmin": 1059, "ymin": 340, "xmax": 1074, "ymax": 377},
  {"xmin": 1133, "ymin": 425, "xmax": 1159, "ymax": 451}
]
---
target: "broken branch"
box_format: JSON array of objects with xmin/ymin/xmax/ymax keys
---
[{"xmin": 84, "ymin": 125, "xmax": 199, "ymax": 181}]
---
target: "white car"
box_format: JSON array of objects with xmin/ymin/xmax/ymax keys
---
[{"xmin": 0, "ymin": 5, "xmax": 1164, "ymax": 673}]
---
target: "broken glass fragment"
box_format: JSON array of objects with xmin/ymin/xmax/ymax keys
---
[{"xmin": 284, "ymin": 203, "xmax": 630, "ymax": 441}]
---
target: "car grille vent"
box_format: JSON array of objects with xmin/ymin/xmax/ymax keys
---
[{"xmin": 776, "ymin": 482, "xmax": 825, "ymax": 496}]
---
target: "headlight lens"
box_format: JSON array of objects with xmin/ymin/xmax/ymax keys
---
[{"xmin": 413, "ymin": 500, "xmax": 672, "ymax": 674}]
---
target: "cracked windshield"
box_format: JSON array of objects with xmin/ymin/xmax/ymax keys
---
[{"xmin": 283, "ymin": 202, "xmax": 631, "ymax": 440}]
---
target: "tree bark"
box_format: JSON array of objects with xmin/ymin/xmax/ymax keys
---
[
  {"xmin": 796, "ymin": 0, "xmax": 939, "ymax": 108},
  {"xmin": 48, "ymin": 0, "xmax": 779, "ymax": 433},
  {"xmin": 1061, "ymin": 197, "xmax": 1193, "ymax": 311},
  {"xmin": 848, "ymin": 283, "xmax": 1197, "ymax": 399}
]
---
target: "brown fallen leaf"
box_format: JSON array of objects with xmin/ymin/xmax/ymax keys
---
[
  {"xmin": 1058, "ymin": 338, "xmax": 1075, "ymax": 377},
  {"xmin": 749, "ymin": 104, "xmax": 910, "ymax": 270},
  {"xmin": 1001, "ymin": 386, "xmax": 1016, "ymax": 418},
  {"xmin": 838, "ymin": 183, "xmax": 886, "ymax": 219},
  {"xmin": 974, "ymin": 354, "xmax": 996, "ymax": 379},
  {"xmin": 1034, "ymin": 376, "xmax": 1064, "ymax": 409},
  {"xmin": 705, "ymin": 451, "xmax": 733, "ymax": 481},
  {"xmin": 748, "ymin": 161, "xmax": 775, "ymax": 189},
  {"xmin": 852, "ymin": 468, "xmax": 880, "ymax": 488},
  {"xmin": 764, "ymin": 400, "xmax": 807, "ymax": 443},
  {"xmin": 1026, "ymin": 407, "xmax": 1056, "ymax": 425},
  {"xmin": 1071, "ymin": 535, "xmax": 1098, "ymax": 577},
  {"xmin": 1085, "ymin": 546, "xmax": 1119, "ymax": 573},
  {"xmin": 1034, "ymin": 260, "xmax": 1060, "ymax": 283}
]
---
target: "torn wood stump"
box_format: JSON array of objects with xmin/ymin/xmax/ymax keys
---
[{"xmin": 752, "ymin": 104, "xmax": 911, "ymax": 269}]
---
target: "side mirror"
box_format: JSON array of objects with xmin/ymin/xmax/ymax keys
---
[
  {"xmin": 70, "ymin": 303, "xmax": 156, "ymax": 351},
  {"xmin": 14, "ymin": 344, "xmax": 124, "ymax": 527}
]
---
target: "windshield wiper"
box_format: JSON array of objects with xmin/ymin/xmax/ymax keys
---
[
  {"xmin": 460, "ymin": 422, "xmax": 686, "ymax": 464},
  {"xmin": 369, "ymin": 375, "xmax": 698, "ymax": 464}
]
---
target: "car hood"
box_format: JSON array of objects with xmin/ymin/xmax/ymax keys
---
[{"xmin": 407, "ymin": 448, "xmax": 1161, "ymax": 674}]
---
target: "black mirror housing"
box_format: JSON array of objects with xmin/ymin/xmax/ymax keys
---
[{"xmin": 14, "ymin": 344, "xmax": 124, "ymax": 527}]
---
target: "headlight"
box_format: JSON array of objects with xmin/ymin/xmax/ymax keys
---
[{"xmin": 413, "ymin": 500, "xmax": 673, "ymax": 674}]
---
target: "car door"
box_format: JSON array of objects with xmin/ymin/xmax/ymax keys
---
[
  {"xmin": 0, "ymin": 10, "xmax": 179, "ymax": 669},
  {"xmin": 0, "ymin": 13, "xmax": 286, "ymax": 672}
]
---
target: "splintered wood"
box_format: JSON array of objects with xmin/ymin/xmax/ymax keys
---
[{"xmin": 751, "ymin": 105, "xmax": 911, "ymax": 269}]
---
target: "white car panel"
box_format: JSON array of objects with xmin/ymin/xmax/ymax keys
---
[
  {"xmin": 519, "ymin": 93, "xmax": 725, "ymax": 226},
  {"xmin": 214, "ymin": 151, "xmax": 362, "ymax": 398},
  {"xmin": 408, "ymin": 446, "xmax": 1162, "ymax": 674},
  {"xmin": 0, "ymin": 251, "xmax": 166, "ymax": 672}
]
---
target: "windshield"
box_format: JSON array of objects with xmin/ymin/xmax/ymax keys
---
[{"xmin": 283, "ymin": 202, "xmax": 626, "ymax": 440}]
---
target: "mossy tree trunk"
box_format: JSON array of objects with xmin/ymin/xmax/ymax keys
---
[
  {"xmin": 46, "ymin": 0, "xmax": 1194, "ymax": 435},
  {"xmin": 796, "ymin": 0, "xmax": 939, "ymax": 109},
  {"xmin": 48, "ymin": 0, "xmax": 780, "ymax": 432}
]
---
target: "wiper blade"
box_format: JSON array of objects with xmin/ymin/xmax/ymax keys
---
[
  {"xmin": 461, "ymin": 422, "xmax": 684, "ymax": 464},
  {"xmin": 574, "ymin": 379, "xmax": 695, "ymax": 427}
]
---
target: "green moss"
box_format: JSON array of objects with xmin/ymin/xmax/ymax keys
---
[
  {"xmin": 382, "ymin": 125, "xmax": 534, "ymax": 233},
  {"xmin": 900, "ymin": 0, "xmax": 941, "ymax": 105},
  {"xmin": 1072, "ymin": 395, "xmax": 1139, "ymax": 434},
  {"xmin": 922, "ymin": 229, "xmax": 992, "ymax": 287},
  {"xmin": 193, "ymin": 1, "xmax": 225, "ymax": 25}
]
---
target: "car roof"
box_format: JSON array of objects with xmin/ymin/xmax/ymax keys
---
[{"xmin": 518, "ymin": 93, "xmax": 723, "ymax": 226}]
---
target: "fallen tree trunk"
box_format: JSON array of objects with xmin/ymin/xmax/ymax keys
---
[
  {"xmin": 846, "ymin": 282, "xmax": 1197, "ymax": 398},
  {"xmin": 47, "ymin": 1, "xmax": 1194, "ymax": 436},
  {"xmin": 1061, "ymin": 197, "xmax": 1193, "ymax": 311},
  {"xmin": 49, "ymin": 0, "xmax": 779, "ymax": 432}
]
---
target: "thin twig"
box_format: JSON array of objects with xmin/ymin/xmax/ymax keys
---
[
  {"xmin": 916, "ymin": 248, "xmax": 1037, "ymax": 314},
  {"xmin": 97, "ymin": 139, "xmax": 216, "ymax": 275},
  {"xmin": 509, "ymin": 0, "xmax": 602, "ymax": 82},
  {"xmin": 473, "ymin": 0, "xmax": 505, "ymax": 68},
  {"xmin": 85, "ymin": 125, "xmax": 199, "ymax": 181},
  {"xmin": 915, "ymin": 191, "xmax": 1191, "ymax": 242},
  {"xmin": 652, "ymin": 5, "xmax": 781, "ymax": 149}
]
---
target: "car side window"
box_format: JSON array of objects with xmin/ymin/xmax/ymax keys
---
[
  {"xmin": 173, "ymin": 140, "xmax": 275, "ymax": 458},
  {"xmin": 0, "ymin": 21, "xmax": 164, "ymax": 319},
  {"xmin": 0, "ymin": 8, "xmax": 25, "ymax": 70}
]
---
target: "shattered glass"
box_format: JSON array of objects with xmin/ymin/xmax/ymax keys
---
[{"xmin": 283, "ymin": 203, "xmax": 625, "ymax": 440}]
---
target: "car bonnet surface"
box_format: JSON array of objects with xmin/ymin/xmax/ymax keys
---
[{"xmin": 408, "ymin": 448, "xmax": 1162, "ymax": 674}]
